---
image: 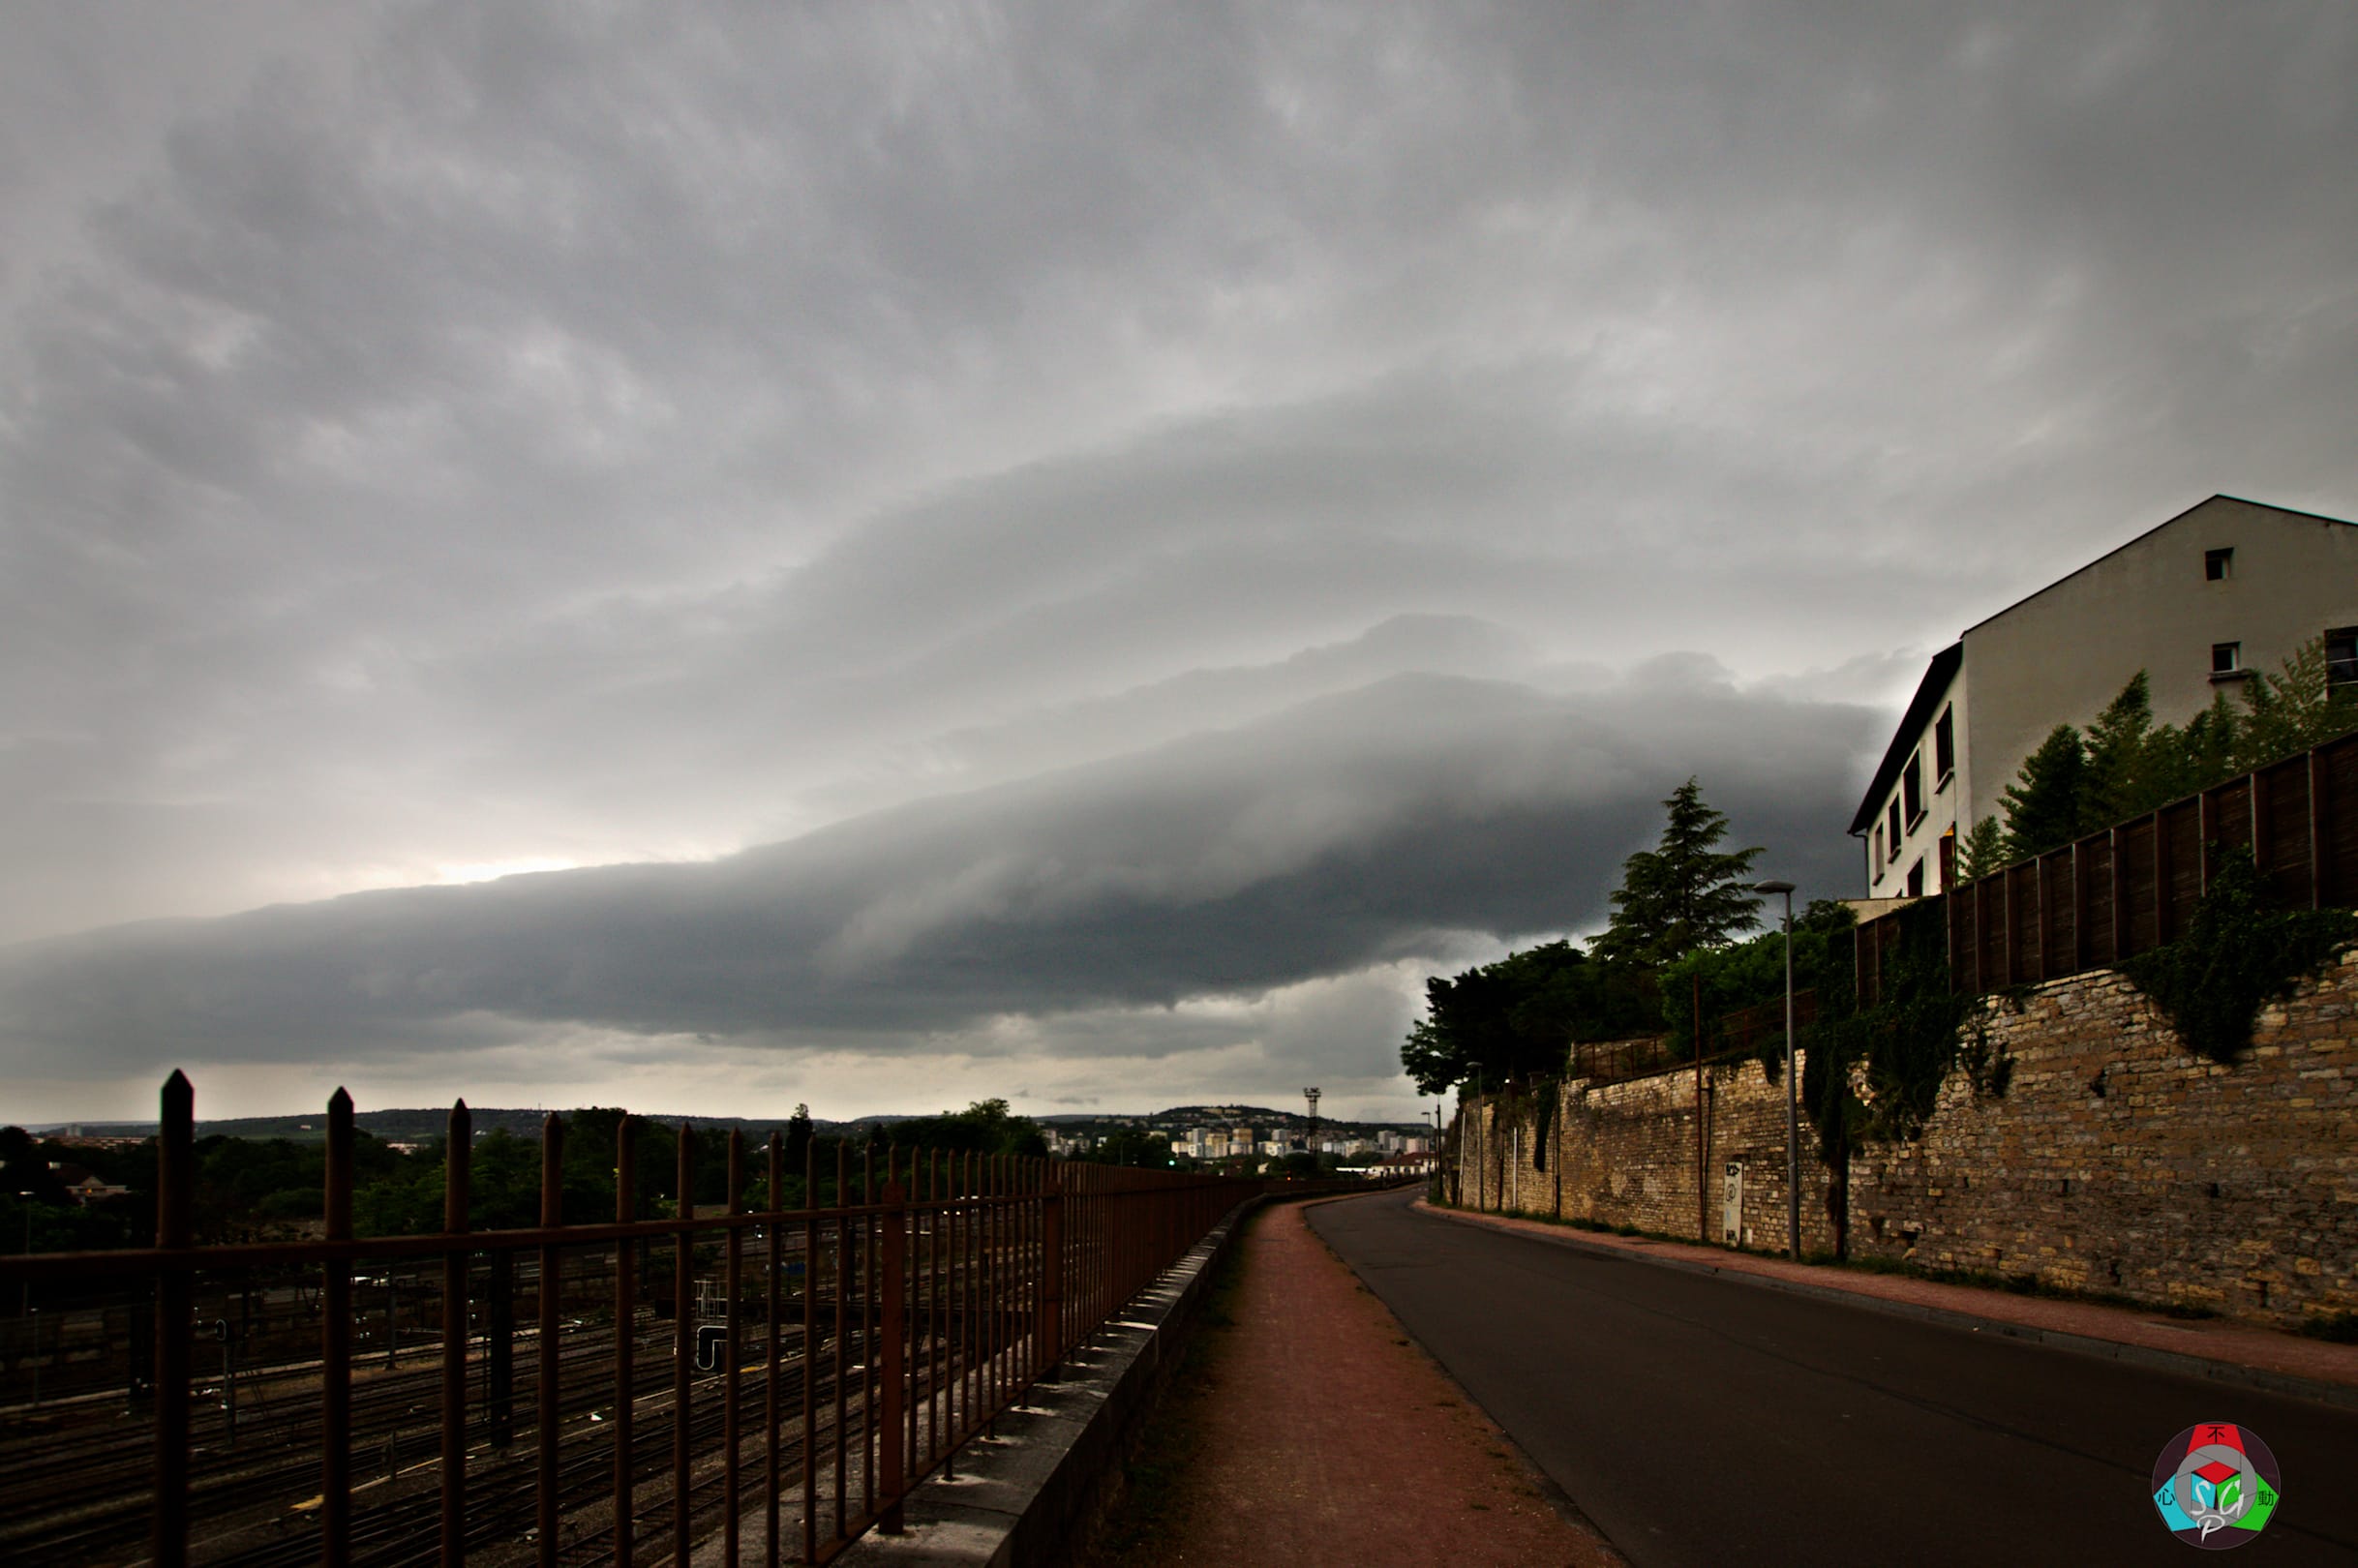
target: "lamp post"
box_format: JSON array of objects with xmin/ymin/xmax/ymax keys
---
[{"xmin": 1752, "ymin": 880, "xmax": 1799, "ymax": 1259}]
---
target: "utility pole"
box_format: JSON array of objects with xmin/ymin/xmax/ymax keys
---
[{"xmin": 1752, "ymin": 879, "xmax": 1800, "ymax": 1259}]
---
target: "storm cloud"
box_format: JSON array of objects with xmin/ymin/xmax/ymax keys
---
[{"xmin": 0, "ymin": 668, "xmax": 1874, "ymax": 1068}]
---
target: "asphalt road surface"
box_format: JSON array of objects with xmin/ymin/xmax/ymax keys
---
[{"xmin": 1309, "ymin": 1188, "xmax": 2358, "ymax": 1567}]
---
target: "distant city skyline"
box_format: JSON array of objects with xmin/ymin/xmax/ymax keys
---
[{"xmin": 4, "ymin": 5, "xmax": 2354, "ymax": 1124}]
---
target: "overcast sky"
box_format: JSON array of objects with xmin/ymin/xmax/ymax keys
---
[{"xmin": 3, "ymin": 3, "xmax": 2353, "ymax": 1127}]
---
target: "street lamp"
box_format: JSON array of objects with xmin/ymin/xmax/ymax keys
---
[{"xmin": 1752, "ymin": 880, "xmax": 1799, "ymax": 1259}]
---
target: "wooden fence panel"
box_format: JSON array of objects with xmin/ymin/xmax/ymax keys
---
[
  {"xmin": 2161, "ymin": 799, "xmax": 2202, "ymax": 943},
  {"xmin": 2121, "ymin": 817, "xmax": 2159, "ymax": 956},
  {"xmin": 1978, "ymin": 873, "xmax": 2004, "ymax": 988},
  {"xmin": 2007, "ymin": 860, "xmax": 2041, "ymax": 984},
  {"xmin": 2040, "ymin": 849, "xmax": 2075, "ymax": 979},
  {"xmin": 1948, "ymin": 885, "xmax": 1977, "ymax": 996},
  {"xmin": 2210, "ymin": 776, "xmax": 2253, "ymax": 868},
  {"xmin": 1867, "ymin": 731, "xmax": 2356, "ymax": 1007},
  {"xmin": 2259, "ymin": 755, "xmax": 2313, "ymax": 906},
  {"xmin": 2082, "ymin": 832, "xmax": 2116, "ymax": 969},
  {"xmin": 2327, "ymin": 736, "xmax": 2358, "ymax": 907}
]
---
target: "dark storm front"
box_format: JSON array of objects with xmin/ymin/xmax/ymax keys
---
[{"xmin": 0, "ymin": 1073, "xmax": 1252, "ymax": 1567}]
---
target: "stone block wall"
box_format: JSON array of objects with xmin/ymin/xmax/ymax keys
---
[
  {"xmin": 1457, "ymin": 1048, "xmax": 1838, "ymax": 1256},
  {"xmin": 1453, "ymin": 946, "xmax": 2358, "ymax": 1327},
  {"xmin": 1847, "ymin": 949, "xmax": 2358, "ymax": 1324}
]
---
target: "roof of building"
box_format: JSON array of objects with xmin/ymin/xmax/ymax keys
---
[
  {"xmin": 1848, "ymin": 642, "xmax": 1963, "ymax": 835},
  {"xmin": 1957, "ymin": 494, "xmax": 2354, "ymax": 639}
]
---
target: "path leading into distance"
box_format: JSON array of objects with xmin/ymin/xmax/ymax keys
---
[{"xmin": 1308, "ymin": 1187, "xmax": 2358, "ymax": 1567}]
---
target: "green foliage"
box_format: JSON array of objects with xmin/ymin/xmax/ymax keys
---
[
  {"xmin": 1803, "ymin": 898, "xmax": 1970, "ymax": 1154},
  {"xmin": 2078, "ymin": 671, "xmax": 2155, "ymax": 834},
  {"xmin": 1070, "ymin": 1130, "xmax": 1170, "ymax": 1168},
  {"xmin": 1400, "ymin": 941, "xmax": 1654, "ymax": 1095},
  {"xmin": 1595, "ymin": 778, "xmax": 1764, "ymax": 968},
  {"xmin": 1659, "ymin": 899, "xmax": 1856, "ymax": 1056},
  {"xmin": 1403, "ymin": 780, "xmax": 1785, "ymax": 1095},
  {"xmin": 0, "ymin": 1125, "xmax": 74, "ymax": 1206},
  {"xmin": 1954, "ymin": 816, "xmax": 2009, "ymax": 884},
  {"xmin": 1986, "ymin": 640, "xmax": 2358, "ymax": 875},
  {"xmin": 2119, "ymin": 851, "xmax": 2356, "ymax": 1065},
  {"xmin": 2000, "ymin": 724, "xmax": 2086, "ymax": 859},
  {"xmin": 875, "ymin": 1099, "xmax": 1047, "ymax": 1160}
]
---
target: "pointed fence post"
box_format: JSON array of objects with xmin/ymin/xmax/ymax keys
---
[
  {"xmin": 613, "ymin": 1116, "xmax": 637, "ymax": 1568},
  {"xmin": 153, "ymin": 1071, "xmax": 195, "ymax": 1568},
  {"xmin": 322, "ymin": 1088, "xmax": 354, "ymax": 1568},
  {"xmin": 879, "ymin": 1158, "xmax": 908, "ymax": 1532},
  {"xmin": 537, "ymin": 1113, "xmax": 564, "ymax": 1568},
  {"xmin": 1036, "ymin": 1174, "xmax": 1064, "ymax": 1379},
  {"xmin": 440, "ymin": 1101, "xmax": 471, "ymax": 1568}
]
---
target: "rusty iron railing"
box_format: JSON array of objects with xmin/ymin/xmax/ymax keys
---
[{"xmin": 0, "ymin": 1075, "xmax": 1254, "ymax": 1567}]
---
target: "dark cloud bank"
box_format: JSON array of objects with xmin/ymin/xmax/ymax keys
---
[{"xmin": 0, "ymin": 671, "xmax": 1874, "ymax": 1075}]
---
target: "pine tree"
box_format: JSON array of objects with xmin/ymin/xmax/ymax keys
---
[
  {"xmin": 2000, "ymin": 725, "xmax": 2085, "ymax": 859},
  {"xmin": 2078, "ymin": 672, "xmax": 2155, "ymax": 834},
  {"xmin": 1595, "ymin": 778, "xmax": 1763, "ymax": 969},
  {"xmin": 1954, "ymin": 815, "xmax": 2009, "ymax": 884}
]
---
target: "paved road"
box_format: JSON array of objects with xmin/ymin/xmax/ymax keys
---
[{"xmin": 1310, "ymin": 1188, "xmax": 2358, "ymax": 1567}]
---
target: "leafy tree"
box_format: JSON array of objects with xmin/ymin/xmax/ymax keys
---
[
  {"xmin": 1399, "ymin": 941, "xmax": 1653, "ymax": 1095},
  {"xmin": 1594, "ymin": 779, "xmax": 1763, "ymax": 969},
  {"xmin": 0, "ymin": 1127, "xmax": 72, "ymax": 1206},
  {"xmin": 1071, "ymin": 1130, "xmax": 1171, "ymax": 1168},
  {"xmin": 1659, "ymin": 899, "xmax": 1857, "ymax": 1059},
  {"xmin": 783, "ymin": 1103, "xmax": 814, "ymax": 1173}
]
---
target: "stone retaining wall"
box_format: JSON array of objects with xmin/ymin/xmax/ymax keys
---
[{"xmin": 1454, "ymin": 947, "xmax": 2357, "ymax": 1327}]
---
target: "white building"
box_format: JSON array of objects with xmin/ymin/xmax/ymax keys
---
[{"xmin": 1852, "ymin": 496, "xmax": 2358, "ymax": 899}]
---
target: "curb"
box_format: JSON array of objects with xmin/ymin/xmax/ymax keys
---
[
  {"xmin": 1420, "ymin": 1201, "xmax": 2358, "ymax": 1414},
  {"xmin": 831, "ymin": 1197, "xmax": 1256, "ymax": 1568}
]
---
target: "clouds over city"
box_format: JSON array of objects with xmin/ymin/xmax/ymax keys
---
[{"xmin": 2, "ymin": 4, "xmax": 2353, "ymax": 1118}]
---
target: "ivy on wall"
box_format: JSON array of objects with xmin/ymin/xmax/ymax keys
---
[
  {"xmin": 1805, "ymin": 898, "xmax": 1972, "ymax": 1150},
  {"xmin": 2120, "ymin": 851, "xmax": 2355, "ymax": 1065}
]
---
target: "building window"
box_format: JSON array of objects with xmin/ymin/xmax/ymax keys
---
[
  {"xmin": 1934, "ymin": 705, "xmax": 1954, "ymax": 784},
  {"xmin": 1888, "ymin": 797, "xmax": 1902, "ymax": 848},
  {"xmin": 2205, "ymin": 548, "xmax": 2233, "ymax": 581},
  {"xmin": 1902, "ymin": 752, "xmax": 1924, "ymax": 827},
  {"xmin": 1906, "ymin": 859, "xmax": 1924, "ymax": 898},
  {"xmin": 1938, "ymin": 829, "xmax": 1956, "ymax": 891},
  {"xmin": 2327, "ymin": 626, "xmax": 2357, "ymax": 689},
  {"xmin": 1872, "ymin": 823, "xmax": 1885, "ymax": 878},
  {"xmin": 2212, "ymin": 641, "xmax": 2242, "ymax": 678}
]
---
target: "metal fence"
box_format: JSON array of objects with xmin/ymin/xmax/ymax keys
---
[
  {"xmin": 0, "ymin": 1074, "xmax": 1255, "ymax": 1568},
  {"xmin": 1855, "ymin": 729, "xmax": 2358, "ymax": 1002}
]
